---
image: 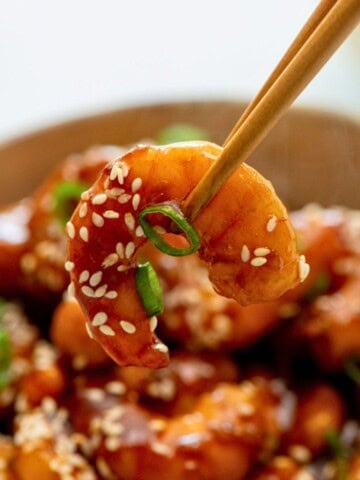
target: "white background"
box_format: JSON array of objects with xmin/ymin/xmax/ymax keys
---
[{"xmin": 0, "ymin": 0, "xmax": 359, "ymax": 141}]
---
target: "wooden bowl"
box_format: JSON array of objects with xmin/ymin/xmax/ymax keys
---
[{"xmin": 0, "ymin": 100, "xmax": 359, "ymax": 208}]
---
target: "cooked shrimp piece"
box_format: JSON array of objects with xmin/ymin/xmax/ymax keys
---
[
  {"xmin": 51, "ymin": 295, "xmax": 111, "ymax": 369},
  {"xmin": 283, "ymin": 383, "xmax": 346, "ymax": 457},
  {"xmin": 148, "ymin": 244, "xmax": 281, "ymax": 351},
  {"xmin": 294, "ymin": 256, "xmax": 360, "ymax": 371},
  {"xmin": 349, "ymin": 451, "xmax": 360, "ymax": 480},
  {"xmin": 250, "ymin": 456, "xmax": 315, "ymax": 479},
  {"xmin": 0, "ymin": 146, "xmax": 123, "ymax": 299},
  {"xmin": 0, "ymin": 201, "xmax": 32, "ymax": 295},
  {"xmin": 12, "ymin": 399, "xmax": 97, "ymax": 480},
  {"xmin": 68, "ymin": 376, "xmax": 289, "ymax": 480},
  {"xmin": 67, "ymin": 142, "xmax": 304, "ymax": 367}
]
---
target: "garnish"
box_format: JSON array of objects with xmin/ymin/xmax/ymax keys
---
[
  {"xmin": 304, "ymin": 271, "xmax": 330, "ymax": 302},
  {"xmin": 325, "ymin": 430, "xmax": 349, "ymax": 480},
  {"xmin": 53, "ymin": 180, "xmax": 88, "ymax": 225},
  {"xmin": 135, "ymin": 262, "xmax": 164, "ymax": 317},
  {"xmin": 139, "ymin": 204, "xmax": 201, "ymax": 257},
  {"xmin": 0, "ymin": 299, "xmax": 11, "ymax": 390},
  {"xmin": 156, "ymin": 123, "xmax": 209, "ymax": 145},
  {"xmin": 345, "ymin": 357, "xmax": 360, "ymax": 385}
]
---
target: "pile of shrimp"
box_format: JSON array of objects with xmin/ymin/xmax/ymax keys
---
[{"xmin": 0, "ymin": 136, "xmax": 359, "ymax": 480}]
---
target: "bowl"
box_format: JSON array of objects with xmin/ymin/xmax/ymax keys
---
[{"xmin": 0, "ymin": 100, "xmax": 359, "ymax": 208}]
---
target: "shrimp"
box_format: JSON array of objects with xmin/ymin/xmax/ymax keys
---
[
  {"xmin": 12, "ymin": 399, "xmax": 97, "ymax": 480},
  {"xmin": 0, "ymin": 145, "xmax": 123, "ymax": 299},
  {"xmin": 68, "ymin": 375, "xmax": 289, "ymax": 480},
  {"xmin": 250, "ymin": 456, "xmax": 315, "ymax": 479},
  {"xmin": 67, "ymin": 142, "xmax": 305, "ymax": 367}
]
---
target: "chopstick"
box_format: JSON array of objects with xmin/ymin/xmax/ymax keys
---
[
  {"xmin": 224, "ymin": 0, "xmax": 337, "ymax": 146},
  {"xmin": 183, "ymin": 0, "xmax": 360, "ymax": 221}
]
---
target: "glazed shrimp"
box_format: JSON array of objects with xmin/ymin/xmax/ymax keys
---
[
  {"xmin": 68, "ymin": 376, "xmax": 288, "ymax": 480},
  {"xmin": 67, "ymin": 142, "xmax": 305, "ymax": 367}
]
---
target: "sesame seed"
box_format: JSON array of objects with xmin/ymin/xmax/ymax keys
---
[
  {"xmin": 72, "ymin": 355, "xmax": 88, "ymax": 370},
  {"xmin": 91, "ymin": 193, "xmax": 107, "ymax": 205},
  {"xmin": 154, "ymin": 225, "xmax": 166, "ymax": 234},
  {"xmin": 85, "ymin": 322, "xmax": 94, "ymax": 339},
  {"xmin": 149, "ymin": 419, "xmax": 167, "ymax": 432},
  {"xmin": 81, "ymin": 286, "xmax": 95, "ymax": 297},
  {"xmin": 118, "ymin": 193, "xmax": 131, "ymax": 204},
  {"xmin": 99, "ymin": 325, "xmax": 115, "ymax": 336},
  {"xmin": 288, "ymin": 444, "xmax": 312, "ymax": 463},
  {"xmin": 254, "ymin": 247, "xmax": 271, "ymax": 256},
  {"xmin": 90, "ymin": 271, "xmax": 103, "ymax": 287},
  {"xmin": 151, "ymin": 442, "xmax": 171, "ymax": 456},
  {"xmin": 97, "ymin": 457, "xmax": 114, "ymax": 479},
  {"xmin": 80, "ymin": 226, "xmax": 89, "ymax": 242},
  {"xmin": 92, "ymin": 213, "xmax": 104, "ymax": 228},
  {"xmin": 132, "ymin": 177, "xmax": 142, "ymax": 193},
  {"xmin": 67, "ymin": 282, "xmax": 75, "ymax": 297},
  {"xmin": 66, "ymin": 221, "xmax": 75, "ymax": 239},
  {"xmin": 109, "ymin": 187, "xmax": 124, "ymax": 197},
  {"xmin": 299, "ymin": 255, "xmax": 310, "ymax": 282},
  {"xmin": 124, "ymin": 212, "xmax": 135, "ymax": 230},
  {"xmin": 121, "ymin": 162, "xmax": 129, "ymax": 177},
  {"xmin": 117, "ymin": 168, "xmax": 124, "ymax": 184},
  {"xmin": 79, "ymin": 203, "xmax": 88, "ymax": 218},
  {"xmin": 135, "ymin": 225, "xmax": 144, "ymax": 237},
  {"xmin": 105, "ymin": 436, "xmax": 121, "ymax": 452},
  {"xmin": 267, "ymin": 215, "xmax": 278, "ymax": 232},
  {"xmin": 95, "ymin": 285, "xmax": 108, "ymax": 298},
  {"xmin": 105, "ymin": 381, "xmax": 126, "ymax": 396},
  {"xmin": 120, "ymin": 320, "xmax": 136, "ymax": 334},
  {"xmin": 86, "ymin": 388, "xmax": 105, "ymax": 402},
  {"xmin": 81, "ymin": 191, "xmax": 90, "ymax": 201},
  {"xmin": 153, "ymin": 343, "xmax": 169, "ymax": 353},
  {"xmin": 102, "ymin": 253, "xmax": 119, "ymax": 268},
  {"xmin": 241, "ymin": 244, "xmax": 250, "ymax": 262},
  {"xmin": 79, "ymin": 270, "xmax": 90, "ymax": 283},
  {"xmin": 110, "ymin": 164, "xmax": 119, "ymax": 181},
  {"xmin": 117, "ymin": 265, "xmax": 129, "ymax": 272},
  {"xmin": 125, "ymin": 242, "xmax": 135, "ymax": 258},
  {"xmin": 150, "ymin": 316, "xmax": 158, "ymax": 332},
  {"xmin": 132, "ymin": 193, "xmax": 140, "ymax": 210},
  {"xmin": 20, "ymin": 253, "xmax": 37, "ymax": 273},
  {"xmin": 105, "ymin": 290, "xmax": 118, "ymax": 299},
  {"xmin": 250, "ymin": 257, "xmax": 267, "ymax": 267},
  {"xmin": 103, "ymin": 210, "xmax": 119, "ymax": 219},
  {"xmin": 116, "ymin": 242, "xmax": 124, "ymax": 258},
  {"xmin": 64, "ymin": 261, "xmax": 74, "ymax": 272},
  {"xmin": 92, "ymin": 312, "xmax": 108, "ymax": 326}
]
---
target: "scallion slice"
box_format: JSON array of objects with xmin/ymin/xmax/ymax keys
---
[
  {"xmin": 325, "ymin": 430, "xmax": 349, "ymax": 480},
  {"xmin": 156, "ymin": 123, "xmax": 209, "ymax": 145},
  {"xmin": 345, "ymin": 357, "xmax": 360, "ymax": 385},
  {"xmin": 53, "ymin": 180, "xmax": 88, "ymax": 226},
  {"xmin": 139, "ymin": 204, "xmax": 200, "ymax": 256},
  {"xmin": 0, "ymin": 328, "xmax": 11, "ymax": 391},
  {"xmin": 135, "ymin": 262, "xmax": 164, "ymax": 317}
]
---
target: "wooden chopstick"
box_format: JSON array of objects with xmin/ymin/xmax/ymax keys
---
[
  {"xmin": 224, "ymin": 0, "xmax": 337, "ymax": 146},
  {"xmin": 183, "ymin": 0, "xmax": 360, "ymax": 221}
]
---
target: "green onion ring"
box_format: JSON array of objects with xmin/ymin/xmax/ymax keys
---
[
  {"xmin": 0, "ymin": 328, "xmax": 11, "ymax": 391},
  {"xmin": 138, "ymin": 204, "xmax": 201, "ymax": 256},
  {"xmin": 53, "ymin": 180, "xmax": 88, "ymax": 226},
  {"xmin": 135, "ymin": 262, "xmax": 164, "ymax": 317},
  {"xmin": 345, "ymin": 357, "xmax": 360, "ymax": 385}
]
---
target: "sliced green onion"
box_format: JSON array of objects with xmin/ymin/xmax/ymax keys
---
[
  {"xmin": 53, "ymin": 180, "xmax": 88, "ymax": 226},
  {"xmin": 135, "ymin": 262, "xmax": 164, "ymax": 317},
  {"xmin": 304, "ymin": 271, "xmax": 330, "ymax": 302},
  {"xmin": 156, "ymin": 123, "xmax": 209, "ymax": 145},
  {"xmin": 345, "ymin": 357, "xmax": 360, "ymax": 385},
  {"xmin": 139, "ymin": 204, "xmax": 201, "ymax": 257},
  {"xmin": 325, "ymin": 430, "xmax": 349, "ymax": 480},
  {"xmin": 0, "ymin": 328, "xmax": 11, "ymax": 391}
]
